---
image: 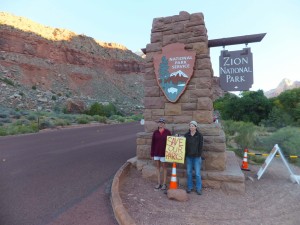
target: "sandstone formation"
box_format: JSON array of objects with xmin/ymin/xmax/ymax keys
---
[
  {"xmin": 264, "ymin": 78, "xmax": 300, "ymax": 98},
  {"xmin": 0, "ymin": 12, "xmax": 145, "ymax": 114}
]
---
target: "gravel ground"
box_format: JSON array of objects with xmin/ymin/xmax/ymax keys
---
[{"xmin": 120, "ymin": 157, "xmax": 300, "ymax": 225}]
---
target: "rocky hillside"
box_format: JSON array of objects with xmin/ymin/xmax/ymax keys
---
[
  {"xmin": 264, "ymin": 78, "xmax": 300, "ymax": 98},
  {"xmin": 0, "ymin": 12, "xmax": 145, "ymax": 114}
]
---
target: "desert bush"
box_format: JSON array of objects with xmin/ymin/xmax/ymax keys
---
[
  {"xmin": 11, "ymin": 111, "xmax": 21, "ymax": 119},
  {"xmin": 39, "ymin": 120, "xmax": 54, "ymax": 129},
  {"xmin": 0, "ymin": 112, "xmax": 9, "ymax": 118},
  {"xmin": 53, "ymin": 105, "xmax": 62, "ymax": 113},
  {"xmin": 76, "ymin": 115, "xmax": 92, "ymax": 124},
  {"xmin": 87, "ymin": 102, "xmax": 119, "ymax": 117},
  {"xmin": 54, "ymin": 119, "xmax": 71, "ymax": 126},
  {"xmin": 0, "ymin": 118, "xmax": 12, "ymax": 123},
  {"xmin": 12, "ymin": 123, "xmax": 38, "ymax": 134},
  {"xmin": 222, "ymin": 120, "xmax": 264, "ymax": 149},
  {"xmin": 257, "ymin": 126, "xmax": 300, "ymax": 156},
  {"xmin": 0, "ymin": 127, "xmax": 7, "ymax": 136},
  {"xmin": 260, "ymin": 107, "xmax": 294, "ymax": 128},
  {"xmin": 14, "ymin": 119, "xmax": 30, "ymax": 126},
  {"xmin": 0, "ymin": 77, "xmax": 14, "ymax": 86},
  {"xmin": 109, "ymin": 115, "xmax": 125, "ymax": 122},
  {"xmin": 20, "ymin": 110, "xmax": 29, "ymax": 116},
  {"xmin": 27, "ymin": 114, "xmax": 37, "ymax": 121},
  {"xmin": 92, "ymin": 115, "xmax": 107, "ymax": 123}
]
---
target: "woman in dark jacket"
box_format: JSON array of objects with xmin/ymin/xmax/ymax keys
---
[
  {"xmin": 151, "ymin": 118, "xmax": 171, "ymax": 190},
  {"xmin": 184, "ymin": 120, "xmax": 204, "ymax": 195}
]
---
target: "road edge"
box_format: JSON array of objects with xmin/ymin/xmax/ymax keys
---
[{"xmin": 111, "ymin": 161, "xmax": 136, "ymax": 225}]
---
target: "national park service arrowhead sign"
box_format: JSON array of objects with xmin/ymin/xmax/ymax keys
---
[{"xmin": 153, "ymin": 43, "xmax": 196, "ymax": 102}]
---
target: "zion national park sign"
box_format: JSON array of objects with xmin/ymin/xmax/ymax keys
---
[{"xmin": 153, "ymin": 43, "xmax": 196, "ymax": 102}]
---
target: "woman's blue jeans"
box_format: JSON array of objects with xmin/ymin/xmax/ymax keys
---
[{"xmin": 186, "ymin": 156, "xmax": 202, "ymax": 191}]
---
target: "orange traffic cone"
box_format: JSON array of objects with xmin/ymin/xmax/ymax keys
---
[
  {"xmin": 241, "ymin": 148, "xmax": 250, "ymax": 171},
  {"xmin": 169, "ymin": 162, "xmax": 178, "ymax": 189}
]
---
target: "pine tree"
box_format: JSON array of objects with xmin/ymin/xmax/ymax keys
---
[{"xmin": 159, "ymin": 56, "xmax": 170, "ymax": 89}]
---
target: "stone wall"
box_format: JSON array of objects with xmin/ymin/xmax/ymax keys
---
[{"xmin": 137, "ymin": 11, "xmax": 226, "ymax": 171}]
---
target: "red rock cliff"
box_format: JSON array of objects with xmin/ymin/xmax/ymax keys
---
[{"xmin": 0, "ymin": 12, "xmax": 145, "ymax": 114}]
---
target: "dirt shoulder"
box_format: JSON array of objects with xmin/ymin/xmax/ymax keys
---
[{"xmin": 120, "ymin": 157, "xmax": 300, "ymax": 225}]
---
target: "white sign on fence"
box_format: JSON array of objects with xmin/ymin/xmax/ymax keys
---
[{"xmin": 257, "ymin": 144, "xmax": 300, "ymax": 184}]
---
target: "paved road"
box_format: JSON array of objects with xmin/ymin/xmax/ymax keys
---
[{"xmin": 0, "ymin": 122, "xmax": 143, "ymax": 225}]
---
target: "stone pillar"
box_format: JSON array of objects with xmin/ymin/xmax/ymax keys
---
[{"xmin": 137, "ymin": 11, "xmax": 226, "ymax": 171}]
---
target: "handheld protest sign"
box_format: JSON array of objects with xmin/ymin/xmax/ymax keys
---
[{"xmin": 165, "ymin": 136, "xmax": 186, "ymax": 164}]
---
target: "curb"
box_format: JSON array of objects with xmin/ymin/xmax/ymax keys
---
[{"xmin": 111, "ymin": 161, "xmax": 136, "ymax": 225}]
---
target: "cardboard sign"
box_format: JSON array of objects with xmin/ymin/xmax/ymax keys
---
[{"xmin": 165, "ymin": 136, "xmax": 186, "ymax": 164}]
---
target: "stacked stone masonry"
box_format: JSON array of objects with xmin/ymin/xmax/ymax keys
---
[{"xmin": 137, "ymin": 11, "xmax": 226, "ymax": 171}]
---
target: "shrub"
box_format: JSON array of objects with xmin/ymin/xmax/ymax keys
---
[
  {"xmin": 92, "ymin": 115, "xmax": 107, "ymax": 123},
  {"xmin": 0, "ymin": 77, "xmax": 14, "ymax": 86},
  {"xmin": 14, "ymin": 119, "xmax": 30, "ymax": 126},
  {"xmin": 0, "ymin": 112, "xmax": 9, "ymax": 118},
  {"xmin": 53, "ymin": 105, "xmax": 62, "ymax": 113},
  {"xmin": 54, "ymin": 119, "xmax": 70, "ymax": 126},
  {"xmin": 260, "ymin": 107, "xmax": 294, "ymax": 128},
  {"xmin": 27, "ymin": 114, "xmax": 37, "ymax": 121},
  {"xmin": 0, "ymin": 127, "xmax": 7, "ymax": 136},
  {"xmin": 257, "ymin": 126, "xmax": 300, "ymax": 156},
  {"xmin": 76, "ymin": 115, "xmax": 92, "ymax": 124},
  {"xmin": 8, "ymin": 122, "xmax": 38, "ymax": 134},
  {"xmin": 20, "ymin": 110, "xmax": 29, "ymax": 116},
  {"xmin": 11, "ymin": 111, "xmax": 21, "ymax": 119},
  {"xmin": 39, "ymin": 120, "xmax": 54, "ymax": 129},
  {"xmin": 88, "ymin": 102, "xmax": 103, "ymax": 116},
  {"xmin": 0, "ymin": 118, "xmax": 12, "ymax": 123},
  {"xmin": 222, "ymin": 120, "xmax": 264, "ymax": 149},
  {"xmin": 87, "ymin": 102, "xmax": 119, "ymax": 117},
  {"xmin": 109, "ymin": 115, "xmax": 125, "ymax": 123}
]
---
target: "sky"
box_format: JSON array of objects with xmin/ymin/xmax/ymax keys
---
[{"xmin": 1, "ymin": 0, "xmax": 300, "ymax": 91}]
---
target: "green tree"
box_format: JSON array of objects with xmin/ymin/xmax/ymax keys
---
[
  {"xmin": 159, "ymin": 56, "xmax": 170, "ymax": 88},
  {"xmin": 276, "ymin": 88, "xmax": 300, "ymax": 124},
  {"xmin": 262, "ymin": 88, "xmax": 300, "ymax": 127},
  {"xmin": 214, "ymin": 90, "xmax": 271, "ymax": 125},
  {"xmin": 88, "ymin": 102, "xmax": 104, "ymax": 116},
  {"xmin": 103, "ymin": 103, "xmax": 117, "ymax": 117}
]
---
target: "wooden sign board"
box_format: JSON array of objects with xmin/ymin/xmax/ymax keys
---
[
  {"xmin": 219, "ymin": 48, "xmax": 253, "ymax": 91},
  {"xmin": 165, "ymin": 136, "xmax": 186, "ymax": 164}
]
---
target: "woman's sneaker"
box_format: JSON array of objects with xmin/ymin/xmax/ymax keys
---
[
  {"xmin": 197, "ymin": 190, "xmax": 202, "ymax": 195},
  {"xmin": 161, "ymin": 184, "xmax": 167, "ymax": 190},
  {"xmin": 154, "ymin": 184, "xmax": 162, "ymax": 189}
]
